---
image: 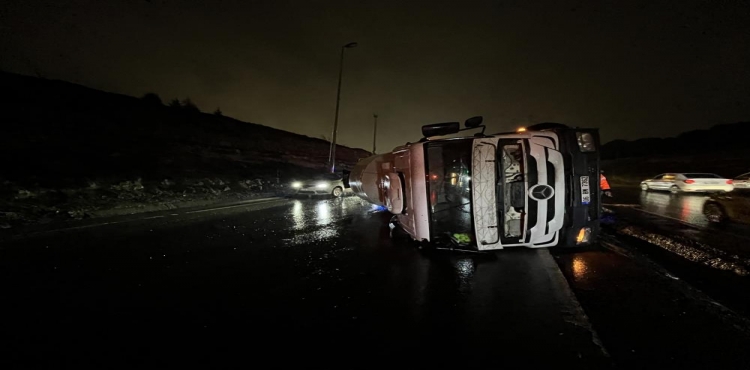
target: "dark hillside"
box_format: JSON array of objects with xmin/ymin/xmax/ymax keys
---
[
  {"xmin": 0, "ymin": 71, "xmax": 369, "ymax": 187},
  {"xmin": 601, "ymin": 122, "xmax": 750, "ymax": 185},
  {"xmin": 602, "ymin": 122, "xmax": 750, "ymax": 161},
  {"xmin": 0, "ymin": 72, "xmax": 372, "ymax": 226}
]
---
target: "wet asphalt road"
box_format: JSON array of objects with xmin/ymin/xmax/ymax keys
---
[
  {"xmin": 608, "ymin": 185, "xmax": 750, "ymax": 231},
  {"xmin": 605, "ymin": 186, "xmax": 750, "ymax": 265},
  {"xmin": 603, "ymin": 186, "xmax": 750, "ymax": 322},
  {"xmin": 0, "ymin": 197, "xmax": 607, "ymax": 367},
  {"xmin": 607, "ymin": 186, "xmax": 711, "ymax": 227},
  {"xmin": 2, "ymin": 196, "xmax": 750, "ymax": 368}
]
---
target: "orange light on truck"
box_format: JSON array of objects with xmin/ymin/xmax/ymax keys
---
[{"xmin": 576, "ymin": 227, "xmax": 592, "ymax": 244}]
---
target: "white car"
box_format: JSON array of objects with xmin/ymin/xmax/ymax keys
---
[
  {"xmin": 733, "ymin": 172, "xmax": 750, "ymax": 189},
  {"xmin": 640, "ymin": 173, "xmax": 734, "ymax": 194},
  {"xmin": 290, "ymin": 173, "xmax": 349, "ymax": 197}
]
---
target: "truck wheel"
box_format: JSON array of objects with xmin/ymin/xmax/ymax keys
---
[{"xmin": 332, "ymin": 187, "xmax": 343, "ymax": 197}]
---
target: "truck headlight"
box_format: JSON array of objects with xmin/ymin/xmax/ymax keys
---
[
  {"xmin": 576, "ymin": 132, "xmax": 596, "ymax": 152},
  {"xmin": 576, "ymin": 227, "xmax": 592, "ymax": 244},
  {"xmin": 291, "ymin": 182, "xmax": 302, "ymax": 189},
  {"xmin": 316, "ymin": 182, "xmax": 328, "ymax": 189}
]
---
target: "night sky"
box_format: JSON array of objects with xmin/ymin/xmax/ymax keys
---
[{"xmin": 2, "ymin": 0, "xmax": 749, "ymax": 151}]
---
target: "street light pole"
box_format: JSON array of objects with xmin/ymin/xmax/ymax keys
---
[
  {"xmin": 328, "ymin": 41, "xmax": 358, "ymax": 173},
  {"xmin": 372, "ymin": 113, "xmax": 378, "ymax": 154}
]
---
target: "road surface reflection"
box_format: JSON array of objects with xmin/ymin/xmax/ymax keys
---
[
  {"xmin": 572, "ymin": 255, "xmax": 590, "ymax": 280},
  {"xmin": 286, "ymin": 198, "xmax": 366, "ymax": 244},
  {"xmin": 638, "ymin": 191, "xmax": 710, "ymax": 227}
]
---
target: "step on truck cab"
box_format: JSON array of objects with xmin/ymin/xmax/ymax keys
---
[{"xmin": 348, "ymin": 117, "xmax": 601, "ymax": 250}]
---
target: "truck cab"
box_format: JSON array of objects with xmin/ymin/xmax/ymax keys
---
[{"xmin": 348, "ymin": 117, "xmax": 600, "ymax": 250}]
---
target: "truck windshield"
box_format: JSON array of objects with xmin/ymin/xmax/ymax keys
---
[{"xmin": 425, "ymin": 139, "xmax": 474, "ymax": 244}]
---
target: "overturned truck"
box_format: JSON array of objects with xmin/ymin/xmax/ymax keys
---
[{"xmin": 348, "ymin": 117, "xmax": 601, "ymax": 250}]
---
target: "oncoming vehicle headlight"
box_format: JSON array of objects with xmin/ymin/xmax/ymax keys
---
[
  {"xmin": 576, "ymin": 132, "xmax": 596, "ymax": 152},
  {"xmin": 576, "ymin": 227, "xmax": 592, "ymax": 244},
  {"xmin": 291, "ymin": 181, "xmax": 302, "ymax": 189},
  {"xmin": 316, "ymin": 182, "xmax": 328, "ymax": 189}
]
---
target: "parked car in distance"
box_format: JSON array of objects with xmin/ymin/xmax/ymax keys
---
[
  {"xmin": 703, "ymin": 189, "xmax": 750, "ymax": 224},
  {"xmin": 734, "ymin": 172, "xmax": 750, "ymax": 189},
  {"xmin": 640, "ymin": 173, "xmax": 734, "ymax": 194},
  {"xmin": 290, "ymin": 173, "xmax": 350, "ymax": 197}
]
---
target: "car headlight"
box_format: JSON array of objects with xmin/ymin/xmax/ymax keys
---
[
  {"xmin": 316, "ymin": 182, "xmax": 328, "ymax": 189},
  {"xmin": 291, "ymin": 182, "xmax": 302, "ymax": 189},
  {"xmin": 576, "ymin": 227, "xmax": 592, "ymax": 244},
  {"xmin": 576, "ymin": 132, "xmax": 596, "ymax": 152}
]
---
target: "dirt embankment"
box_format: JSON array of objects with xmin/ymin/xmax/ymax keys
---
[
  {"xmin": 0, "ymin": 177, "xmax": 283, "ymax": 229},
  {"xmin": 0, "ymin": 72, "xmax": 373, "ymax": 228}
]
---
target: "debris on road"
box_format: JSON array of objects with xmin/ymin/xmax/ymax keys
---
[
  {"xmin": 0, "ymin": 177, "xmax": 287, "ymax": 229},
  {"xmin": 617, "ymin": 224, "xmax": 750, "ymax": 276}
]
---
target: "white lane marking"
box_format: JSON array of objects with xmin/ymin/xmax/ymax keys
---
[
  {"xmin": 599, "ymin": 239, "xmax": 750, "ymax": 334},
  {"xmin": 538, "ymin": 249, "xmax": 610, "ymax": 357},
  {"xmin": 40, "ymin": 219, "xmax": 130, "ymax": 231},
  {"xmin": 183, "ymin": 200, "xmax": 278, "ymax": 214}
]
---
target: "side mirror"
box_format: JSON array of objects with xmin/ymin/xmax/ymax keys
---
[
  {"xmin": 465, "ymin": 116, "xmax": 483, "ymax": 128},
  {"xmin": 422, "ymin": 122, "xmax": 460, "ymax": 138}
]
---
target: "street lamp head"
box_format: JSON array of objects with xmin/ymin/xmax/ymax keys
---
[{"xmin": 344, "ymin": 42, "xmax": 358, "ymax": 48}]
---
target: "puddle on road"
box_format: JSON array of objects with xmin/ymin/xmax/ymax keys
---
[
  {"xmin": 571, "ymin": 255, "xmax": 591, "ymax": 280},
  {"xmin": 283, "ymin": 198, "xmax": 375, "ymax": 247},
  {"xmin": 287, "ymin": 227, "xmax": 340, "ymax": 245},
  {"xmin": 454, "ymin": 258, "xmax": 476, "ymax": 294}
]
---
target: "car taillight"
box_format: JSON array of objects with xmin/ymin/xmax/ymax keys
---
[
  {"xmin": 727, "ymin": 180, "xmax": 734, "ymax": 184},
  {"xmin": 684, "ymin": 179, "xmax": 695, "ymax": 184}
]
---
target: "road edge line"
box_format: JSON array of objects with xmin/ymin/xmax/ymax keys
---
[
  {"xmin": 599, "ymin": 238, "xmax": 750, "ymax": 335},
  {"xmin": 539, "ymin": 249, "xmax": 610, "ymax": 358}
]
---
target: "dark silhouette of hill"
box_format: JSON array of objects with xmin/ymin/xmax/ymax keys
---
[
  {"xmin": 601, "ymin": 122, "xmax": 750, "ymax": 184},
  {"xmin": 602, "ymin": 122, "xmax": 750, "ymax": 160},
  {"xmin": 0, "ymin": 71, "xmax": 371, "ymax": 188}
]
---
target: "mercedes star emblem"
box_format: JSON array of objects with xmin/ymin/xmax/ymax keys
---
[{"xmin": 529, "ymin": 184, "xmax": 554, "ymax": 201}]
